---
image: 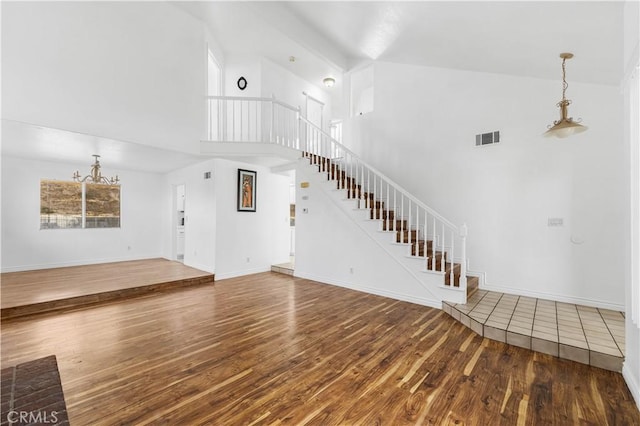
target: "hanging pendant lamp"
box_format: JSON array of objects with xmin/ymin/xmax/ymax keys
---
[{"xmin": 544, "ymin": 52, "xmax": 587, "ymax": 138}]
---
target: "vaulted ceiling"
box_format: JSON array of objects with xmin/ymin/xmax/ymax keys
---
[
  {"xmin": 2, "ymin": 1, "xmax": 626, "ymax": 173},
  {"xmin": 178, "ymin": 1, "xmax": 624, "ymax": 89}
]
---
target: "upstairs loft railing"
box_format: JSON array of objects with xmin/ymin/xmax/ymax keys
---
[
  {"xmin": 207, "ymin": 95, "xmax": 301, "ymax": 149},
  {"xmin": 207, "ymin": 95, "xmax": 468, "ymax": 293}
]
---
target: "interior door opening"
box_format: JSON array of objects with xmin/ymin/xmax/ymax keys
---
[{"xmin": 175, "ymin": 184, "xmax": 185, "ymax": 262}]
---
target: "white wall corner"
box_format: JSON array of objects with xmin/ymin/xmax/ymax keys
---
[
  {"xmin": 294, "ymin": 271, "xmax": 442, "ymax": 310},
  {"xmin": 214, "ymin": 267, "xmax": 271, "ymax": 281},
  {"xmin": 622, "ymin": 362, "xmax": 640, "ymax": 411}
]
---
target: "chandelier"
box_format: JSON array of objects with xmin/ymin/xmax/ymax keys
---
[
  {"xmin": 544, "ymin": 52, "xmax": 587, "ymax": 138},
  {"xmin": 73, "ymin": 155, "xmax": 120, "ymax": 185}
]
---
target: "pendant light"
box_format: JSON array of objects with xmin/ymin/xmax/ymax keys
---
[{"xmin": 544, "ymin": 53, "xmax": 587, "ymax": 138}]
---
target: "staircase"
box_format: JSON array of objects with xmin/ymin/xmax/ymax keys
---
[
  {"xmin": 203, "ymin": 95, "xmax": 475, "ymax": 305},
  {"xmin": 303, "ymin": 152, "xmax": 472, "ymax": 290}
]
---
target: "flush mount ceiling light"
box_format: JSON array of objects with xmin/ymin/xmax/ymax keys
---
[
  {"xmin": 323, "ymin": 77, "xmax": 336, "ymax": 88},
  {"xmin": 544, "ymin": 52, "xmax": 587, "ymax": 138},
  {"xmin": 73, "ymin": 155, "xmax": 119, "ymax": 185}
]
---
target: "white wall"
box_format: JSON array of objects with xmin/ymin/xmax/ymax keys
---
[
  {"xmin": 225, "ymin": 54, "xmax": 262, "ymax": 97},
  {"xmin": 1, "ymin": 156, "xmax": 164, "ymax": 271},
  {"xmin": 294, "ymin": 161, "xmax": 442, "ymax": 307},
  {"xmin": 261, "ymin": 58, "xmax": 333, "ymax": 129},
  {"xmin": 164, "ymin": 159, "xmax": 217, "ymax": 273},
  {"xmin": 213, "ymin": 159, "xmax": 290, "ymax": 279},
  {"xmin": 343, "ymin": 61, "xmax": 625, "ymax": 310},
  {"xmin": 622, "ymin": 0, "xmax": 640, "ymax": 410},
  {"xmin": 1, "ymin": 2, "xmax": 206, "ymax": 153}
]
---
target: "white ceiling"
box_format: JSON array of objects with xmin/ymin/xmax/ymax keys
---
[
  {"xmin": 1, "ymin": 120, "xmax": 206, "ymax": 173},
  {"xmin": 186, "ymin": 1, "xmax": 624, "ymax": 87},
  {"xmin": 2, "ymin": 1, "xmax": 625, "ymax": 173}
]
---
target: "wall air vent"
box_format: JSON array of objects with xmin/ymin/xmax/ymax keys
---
[
  {"xmin": 475, "ymin": 131, "xmax": 500, "ymax": 146},
  {"xmin": 204, "ymin": 171, "xmax": 212, "ymax": 179}
]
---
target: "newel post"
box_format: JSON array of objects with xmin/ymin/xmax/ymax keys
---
[
  {"xmin": 459, "ymin": 223, "xmax": 468, "ymax": 291},
  {"xmin": 296, "ymin": 106, "xmax": 301, "ymax": 151}
]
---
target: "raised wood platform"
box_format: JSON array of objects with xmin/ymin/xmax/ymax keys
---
[{"xmin": 1, "ymin": 259, "xmax": 214, "ymax": 320}]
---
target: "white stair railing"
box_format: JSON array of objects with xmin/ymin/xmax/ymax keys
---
[
  {"xmin": 206, "ymin": 95, "xmax": 468, "ymax": 293},
  {"xmin": 208, "ymin": 95, "xmax": 301, "ymax": 148}
]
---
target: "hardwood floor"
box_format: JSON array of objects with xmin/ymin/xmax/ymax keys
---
[
  {"xmin": 1, "ymin": 272, "xmax": 638, "ymax": 425},
  {"xmin": 1, "ymin": 259, "xmax": 213, "ymax": 319}
]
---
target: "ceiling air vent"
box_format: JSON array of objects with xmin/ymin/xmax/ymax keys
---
[
  {"xmin": 204, "ymin": 171, "xmax": 212, "ymax": 179},
  {"xmin": 475, "ymin": 131, "xmax": 500, "ymax": 147}
]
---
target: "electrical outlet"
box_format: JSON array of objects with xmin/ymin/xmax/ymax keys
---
[
  {"xmin": 350, "ymin": 267, "xmax": 354, "ymax": 274},
  {"xmin": 548, "ymin": 218, "xmax": 564, "ymax": 227},
  {"xmin": 246, "ymin": 257, "xmax": 250, "ymax": 263}
]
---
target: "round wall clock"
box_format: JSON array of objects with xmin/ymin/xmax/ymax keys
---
[{"xmin": 237, "ymin": 76, "xmax": 247, "ymax": 91}]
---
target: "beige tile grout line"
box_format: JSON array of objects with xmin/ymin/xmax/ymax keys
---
[{"xmin": 597, "ymin": 308, "xmax": 625, "ymax": 356}]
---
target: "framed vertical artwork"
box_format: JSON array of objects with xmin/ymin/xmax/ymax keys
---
[{"xmin": 237, "ymin": 169, "xmax": 257, "ymax": 212}]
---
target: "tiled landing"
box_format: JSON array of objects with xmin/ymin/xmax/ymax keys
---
[{"xmin": 443, "ymin": 290, "xmax": 625, "ymax": 372}]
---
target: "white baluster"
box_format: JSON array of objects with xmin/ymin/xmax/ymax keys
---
[
  {"xmin": 386, "ymin": 182, "xmax": 390, "ymax": 229},
  {"xmin": 393, "ymin": 188, "xmax": 397, "ymax": 232},
  {"xmin": 441, "ymin": 223, "xmax": 445, "ymax": 273},
  {"xmin": 360, "ymin": 161, "xmax": 364, "ymax": 203},
  {"xmin": 401, "ymin": 194, "xmax": 405, "ymax": 243},
  {"xmin": 423, "ymin": 212, "xmax": 428, "ymax": 259},
  {"xmin": 247, "ymin": 100, "xmax": 251, "ymax": 141},
  {"xmin": 431, "ymin": 217, "xmax": 436, "ymax": 271},
  {"xmin": 449, "ymin": 229, "xmax": 455, "ymax": 287},
  {"xmin": 408, "ymin": 200, "xmax": 412, "ymax": 246},
  {"xmin": 295, "ymin": 107, "xmax": 300, "ymax": 149},
  {"xmin": 373, "ymin": 174, "xmax": 377, "ymax": 216},
  {"xmin": 459, "ymin": 223, "xmax": 468, "ymax": 292},
  {"xmin": 416, "ymin": 203, "xmax": 419, "ymax": 255},
  {"xmin": 367, "ymin": 169, "xmax": 370, "ymax": 208}
]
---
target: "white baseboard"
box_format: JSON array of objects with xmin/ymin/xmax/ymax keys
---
[
  {"xmin": 0, "ymin": 255, "xmax": 163, "ymax": 273},
  {"xmin": 622, "ymin": 362, "xmax": 640, "ymax": 411},
  {"xmin": 214, "ymin": 266, "xmax": 271, "ymax": 280},
  {"xmin": 480, "ymin": 281, "xmax": 625, "ymax": 312},
  {"xmin": 295, "ymin": 271, "xmax": 441, "ymax": 310},
  {"xmin": 182, "ymin": 261, "xmax": 215, "ymax": 274}
]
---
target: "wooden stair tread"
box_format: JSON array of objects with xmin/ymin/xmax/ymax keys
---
[{"xmin": 305, "ymin": 152, "xmax": 474, "ymax": 297}]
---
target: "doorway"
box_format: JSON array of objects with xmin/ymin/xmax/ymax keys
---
[{"xmin": 175, "ymin": 184, "xmax": 185, "ymax": 262}]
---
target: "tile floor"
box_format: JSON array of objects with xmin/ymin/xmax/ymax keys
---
[{"xmin": 443, "ymin": 290, "xmax": 626, "ymax": 372}]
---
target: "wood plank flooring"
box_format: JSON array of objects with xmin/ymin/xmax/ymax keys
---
[
  {"xmin": 1, "ymin": 259, "xmax": 213, "ymax": 319},
  {"xmin": 1, "ymin": 272, "xmax": 638, "ymax": 425}
]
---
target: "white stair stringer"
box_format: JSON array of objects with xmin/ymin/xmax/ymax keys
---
[{"xmin": 295, "ymin": 159, "xmax": 466, "ymax": 307}]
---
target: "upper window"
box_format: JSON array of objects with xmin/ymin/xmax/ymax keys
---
[
  {"xmin": 40, "ymin": 180, "xmax": 120, "ymax": 229},
  {"xmin": 350, "ymin": 64, "xmax": 374, "ymax": 117}
]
